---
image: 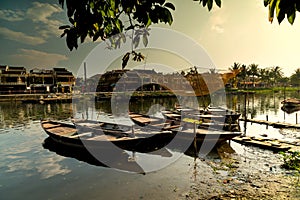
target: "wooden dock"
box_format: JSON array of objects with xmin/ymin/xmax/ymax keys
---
[
  {"xmin": 240, "ymin": 118, "xmax": 300, "ymax": 129},
  {"xmin": 232, "ymin": 136, "xmax": 300, "ymax": 152}
]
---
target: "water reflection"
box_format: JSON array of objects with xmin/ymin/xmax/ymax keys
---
[{"xmin": 0, "ymin": 102, "xmax": 73, "ymax": 129}]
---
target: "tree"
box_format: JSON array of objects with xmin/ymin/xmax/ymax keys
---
[
  {"xmin": 259, "ymin": 68, "xmax": 268, "ymax": 87},
  {"xmin": 248, "ymin": 64, "xmax": 259, "ymax": 87},
  {"xmin": 265, "ymin": 0, "xmax": 300, "ymax": 25},
  {"xmin": 269, "ymin": 66, "xmax": 283, "ymax": 86},
  {"xmin": 58, "ymin": 0, "xmax": 221, "ymax": 51},
  {"xmin": 290, "ymin": 68, "xmax": 300, "ymax": 86},
  {"xmin": 57, "ymin": 0, "xmax": 300, "ymax": 67},
  {"xmin": 229, "ymin": 62, "xmax": 241, "ymax": 88}
]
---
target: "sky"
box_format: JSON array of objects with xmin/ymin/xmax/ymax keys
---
[{"xmin": 0, "ymin": 0, "xmax": 300, "ymax": 77}]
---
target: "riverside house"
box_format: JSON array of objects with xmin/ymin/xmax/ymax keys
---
[
  {"xmin": 0, "ymin": 65, "xmax": 27, "ymax": 94},
  {"xmin": 0, "ymin": 65, "xmax": 75, "ymax": 94}
]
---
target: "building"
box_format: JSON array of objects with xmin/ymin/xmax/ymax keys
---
[
  {"xmin": 0, "ymin": 65, "xmax": 75, "ymax": 94},
  {"xmin": 0, "ymin": 65, "xmax": 27, "ymax": 94},
  {"xmin": 95, "ymin": 68, "xmax": 239, "ymax": 96},
  {"xmin": 28, "ymin": 69, "xmax": 54, "ymax": 93},
  {"xmin": 53, "ymin": 68, "xmax": 75, "ymax": 93}
]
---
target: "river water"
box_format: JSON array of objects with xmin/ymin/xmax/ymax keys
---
[{"xmin": 0, "ymin": 91, "xmax": 299, "ymax": 199}]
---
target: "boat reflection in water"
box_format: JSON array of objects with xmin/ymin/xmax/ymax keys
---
[
  {"xmin": 281, "ymin": 105, "xmax": 300, "ymax": 114},
  {"xmin": 43, "ymin": 136, "xmax": 235, "ymax": 173},
  {"xmin": 43, "ymin": 136, "xmax": 177, "ymax": 174}
]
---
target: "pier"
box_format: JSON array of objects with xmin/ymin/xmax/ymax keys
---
[{"xmin": 240, "ymin": 118, "xmax": 300, "ymax": 129}]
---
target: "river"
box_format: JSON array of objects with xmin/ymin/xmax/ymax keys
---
[{"xmin": 0, "ymin": 91, "xmax": 299, "ymax": 199}]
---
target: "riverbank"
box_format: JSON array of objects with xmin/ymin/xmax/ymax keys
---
[
  {"xmin": 180, "ymin": 143, "xmax": 300, "ymax": 200},
  {"xmin": 226, "ymin": 86, "xmax": 300, "ymax": 94}
]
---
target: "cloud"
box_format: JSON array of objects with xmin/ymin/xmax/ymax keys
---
[
  {"xmin": 0, "ymin": 9, "xmax": 24, "ymax": 21},
  {"xmin": 26, "ymin": 2, "xmax": 64, "ymax": 38},
  {"xmin": 10, "ymin": 49, "xmax": 68, "ymax": 68},
  {"xmin": 0, "ymin": 2, "xmax": 64, "ymax": 43},
  {"xmin": 211, "ymin": 24, "xmax": 224, "ymax": 33},
  {"xmin": 209, "ymin": 14, "xmax": 226, "ymax": 34},
  {"xmin": 0, "ymin": 27, "xmax": 46, "ymax": 45}
]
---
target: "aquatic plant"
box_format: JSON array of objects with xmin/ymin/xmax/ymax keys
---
[{"xmin": 280, "ymin": 151, "xmax": 300, "ymax": 171}]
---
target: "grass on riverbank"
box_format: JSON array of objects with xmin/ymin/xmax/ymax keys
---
[{"xmin": 226, "ymin": 87, "xmax": 300, "ymax": 94}]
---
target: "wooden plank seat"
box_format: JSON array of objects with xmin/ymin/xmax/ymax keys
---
[
  {"xmin": 75, "ymin": 122, "xmax": 104, "ymax": 128},
  {"xmin": 87, "ymin": 134, "xmax": 130, "ymax": 141},
  {"xmin": 162, "ymin": 125, "xmax": 181, "ymax": 130},
  {"xmin": 133, "ymin": 117, "xmax": 160, "ymax": 123},
  {"xmin": 47, "ymin": 126, "xmax": 76, "ymax": 135},
  {"xmin": 129, "ymin": 114, "xmax": 142, "ymax": 118},
  {"xmin": 69, "ymin": 132, "xmax": 93, "ymax": 138},
  {"xmin": 148, "ymin": 122, "xmax": 170, "ymax": 127},
  {"xmin": 43, "ymin": 123, "xmax": 62, "ymax": 129}
]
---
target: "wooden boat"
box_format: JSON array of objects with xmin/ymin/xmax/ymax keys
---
[
  {"xmin": 232, "ymin": 136, "xmax": 291, "ymax": 152},
  {"xmin": 281, "ymin": 98, "xmax": 300, "ymax": 108},
  {"xmin": 129, "ymin": 112, "xmax": 242, "ymax": 144},
  {"xmin": 161, "ymin": 110, "xmax": 240, "ymax": 132},
  {"xmin": 41, "ymin": 120, "xmax": 176, "ymax": 153},
  {"xmin": 174, "ymin": 106, "xmax": 241, "ymax": 123},
  {"xmin": 129, "ymin": 112, "xmax": 181, "ymax": 131}
]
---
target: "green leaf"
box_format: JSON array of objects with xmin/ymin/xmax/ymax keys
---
[
  {"xmin": 269, "ymin": 0, "xmax": 277, "ymax": 23},
  {"xmin": 59, "ymin": 25, "xmax": 70, "ymax": 30},
  {"xmin": 207, "ymin": 0, "xmax": 213, "ymax": 11},
  {"xmin": 121, "ymin": 33, "xmax": 126, "ymax": 43},
  {"xmin": 164, "ymin": 2, "xmax": 175, "ymax": 10},
  {"xmin": 215, "ymin": 0, "xmax": 221, "ymax": 8},
  {"xmin": 93, "ymin": 30, "xmax": 101, "ymax": 41},
  {"xmin": 287, "ymin": 7, "xmax": 296, "ymax": 24},
  {"xmin": 146, "ymin": 15, "xmax": 152, "ymax": 27},
  {"xmin": 122, "ymin": 52, "xmax": 130, "ymax": 69},
  {"xmin": 202, "ymin": 0, "xmax": 208, "ymax": 7},
  {"xmin": 264, "ymin": 0, "xmax": 270, "ymax": 7},
  {"xmin": 164, "ymin": 8, "xmax": 173, "ymax": 25},
  {"xmin": 275, "ymin": 0, "xmax": 281, "ymax": 18},
  {"xmin": 277, "ymin": 9, "xmax": 285, "ymax": 24},
  {"xmin": 133, "ymin": 35, "xmax": 140, "ymax": 48},
  {"xmin": 143, "ymin": 34, "xmax": 148, "ymax": 47}
]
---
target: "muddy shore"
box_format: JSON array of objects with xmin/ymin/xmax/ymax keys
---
[{"xmin": 177, "ymin": 142, "xmax": 300, "ymax": 200}]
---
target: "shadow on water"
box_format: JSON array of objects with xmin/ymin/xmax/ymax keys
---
[
  {"xmin": 43, "ymin": 136, "xmax": 236, "ymax": 173},
  {"xmin": 43, "ymin": 137, "xmax": 182, "ymax": 174}
]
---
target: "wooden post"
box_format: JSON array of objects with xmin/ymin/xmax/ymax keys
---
[
  {"xmin": 132, "ymin": 125, "xmax": 135, "ymax": 138},
  {"xmin": 193, "ymin": 122, "xmax": 197, "ymax": 155},
  {"xmin": 243, "ymin": 92, "xmax": 247, "ymax": 136},
  {"xmin": 296, "ymin": 113, "xmax": 298, "ymax": 124}
]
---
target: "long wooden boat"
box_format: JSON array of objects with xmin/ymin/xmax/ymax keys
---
[
  {"xmin": 173, "ymin": 106, "xmax": 241, "ymax": 123},
  {"xmin": 160, "ymin": 111, "xmax": 240, "ymax": 132},
  {"xmin": 41, "ymin": 120, "xmax": 176, "ymax": 153},
  {"xmin": 129, "ymin": 112, "xmax": 242, "ymax": 144}
]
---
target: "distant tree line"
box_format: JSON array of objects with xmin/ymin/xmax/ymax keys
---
[{"xmin": 229, "ymin": 62, "xmax": 300, "ymax": 88}]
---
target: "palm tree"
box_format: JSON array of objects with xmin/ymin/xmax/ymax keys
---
[
  {"xmin": 270, "ymin": 66, "xmax": 283, "ymax": 87},
  {"xmin": 290, "ymin": 68, "xmax": 300, "ymax": 87},
  {"xmin": 229, "ymin": 62, "xmax": 241, "ymax": 88},
  {"xmin": 259, "ymin": 68, "xmax": 267, "ymax": 88},
  {"xmin": 248, "ymin": 64, "xmax": 259, "ymax": 87}
]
